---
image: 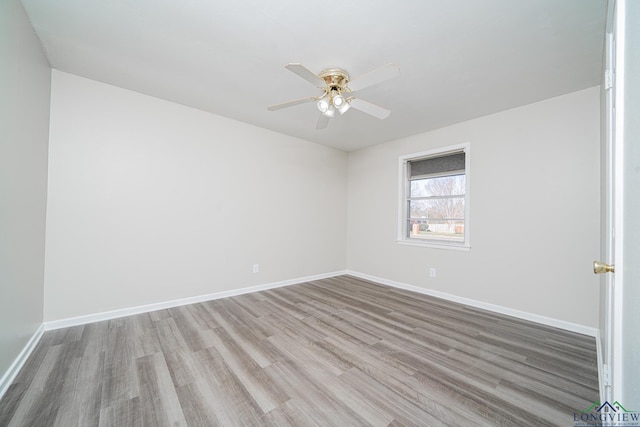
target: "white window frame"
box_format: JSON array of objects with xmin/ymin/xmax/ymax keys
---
[{"xmin": 397, "ymin": 143, "xmax": 471, "ymax": 251}]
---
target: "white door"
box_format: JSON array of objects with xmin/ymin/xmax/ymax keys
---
[
  {"xmin": 599, "ymin": 0, "xmax": 640, "ymax": 409},
  {"xmin": 615, "ymin": 0, "xmax": 640, "ymax": 409},
  {"xmin": 597, "ymin": 0, "xmax": 616, "ymax": 402}
]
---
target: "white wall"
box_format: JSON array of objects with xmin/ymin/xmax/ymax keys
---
[
  {"xmin": 0, "ymin": 0, "xmax": 50, "ymax": 380},
  {"xmin": 44, "ymin": 71, "xmax": 347, "ymax": 321},
  {"xmin": 347, "ymin": 87, "xmax": 601, "ymax": 328}
]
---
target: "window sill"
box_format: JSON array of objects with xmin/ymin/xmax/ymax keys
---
[{"xmin": 397, "ymin": 239, "xmax": 471, "ymax": 251}]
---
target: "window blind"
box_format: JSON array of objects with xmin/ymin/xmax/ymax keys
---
[{"xmin": 408, "ymin": 152, "xmax": 465, "ymax": 178}]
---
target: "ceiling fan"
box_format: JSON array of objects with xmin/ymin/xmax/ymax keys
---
[{"xmin": 267, "ymin": 63, "xmax": 400, "ymax": 129}]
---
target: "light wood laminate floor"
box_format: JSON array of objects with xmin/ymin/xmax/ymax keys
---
[{"xmin": 0, "ymin": 275, "xmax": 599, "ymax": 426}]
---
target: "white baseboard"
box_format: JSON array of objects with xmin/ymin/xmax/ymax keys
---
[
  {"xmin": 0, "ymin": 324, "xmax": 45, "ymax": 400},
  {"xmin": 44, "ymin": 270, "xmax": 348, "ymax": 331},
  {"xmin": 44, "ymin": 269, "xmax": 597, "ymax": 337},
  {"xmin": 347, "ymin": 270, "xmax": 598, "ymax": 337}
]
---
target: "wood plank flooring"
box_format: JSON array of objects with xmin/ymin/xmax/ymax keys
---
[{"xmin": 0, "ymin": 275, "xmax": 599, "ymax": 426}]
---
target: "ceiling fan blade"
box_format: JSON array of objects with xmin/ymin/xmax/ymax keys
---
[
  {"xmin": 316, "ymin": 113, "xmax": 330, "ymax": 130},
  {"xmin": 285, "ymin": 63, "xmax": 326, "ymax": 88},
  {"xmin": 267, "ymin": 97, "xmax": 316, "ymax": 111},
  {"xmin": 348, "ymin": 64, "xmax": 400, "ymax": 92},
  {"xmin": 349, "ymin": 98, "xmax": 391, "ymax": 120}
]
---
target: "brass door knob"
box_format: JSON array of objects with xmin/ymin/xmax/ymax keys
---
[{"xmin": 594, "ymin": 260, "xmax": 615, "ymax": 274}]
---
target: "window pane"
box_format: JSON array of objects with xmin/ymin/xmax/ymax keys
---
[
  {"xmin": 408, "ymin": 198, "xmax": 465, "ymax": 221},
  {"xmin": 407, "ymin": 198, "xmax": 465, "ymax": 241},
  {"xmin": 408, "ymin": 218, "xmax": 465, "ymax": 241},
  {"xmin": 410, "ymin": 174, "xmax": 465, "ymax": 198}
]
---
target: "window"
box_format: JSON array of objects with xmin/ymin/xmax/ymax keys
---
[{"xmin": 398, "ymin": 143, "xmax": 470, "ymax": 250}]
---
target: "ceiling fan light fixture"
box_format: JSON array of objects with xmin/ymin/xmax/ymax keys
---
[
  {"xmin": 337, "ymin": 101, "xmax": 351, "ymax": 115},
  {"xmin": 333, "ymin": 93, "xmax": 346, "ymax": 108},
  {"xmin": 322, "ymin": 104, "xmax": 336, "ymax": 117},
  {"xmin": 316, "ymin": 97, "xmax": 330, "ymax": 113}
]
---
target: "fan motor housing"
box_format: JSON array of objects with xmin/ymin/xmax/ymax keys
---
[{"xmin": 319, "ymin": 67, "xmax": 349, "ymax": 91}]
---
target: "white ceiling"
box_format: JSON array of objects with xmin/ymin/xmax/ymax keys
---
[{"xmin": 21, "ymin": 0, "xmax": 606, "ymax": 152}]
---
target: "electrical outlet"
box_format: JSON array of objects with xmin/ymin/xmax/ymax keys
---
[
  {"xmin": 252, "ymin": 264, "xmax": 259, "ymax": 273},
  {"xmin": 429, "ymin": 268, "xmax": 437, "ymax": 278}
]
